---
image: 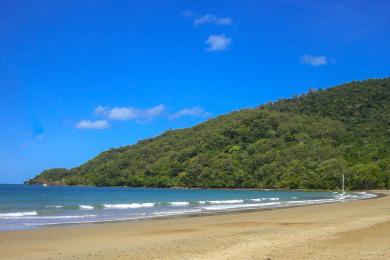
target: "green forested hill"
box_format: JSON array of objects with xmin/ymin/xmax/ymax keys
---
[{"xmin": 27, "ymin": 78, "xmax": 390, "ymax": 190}]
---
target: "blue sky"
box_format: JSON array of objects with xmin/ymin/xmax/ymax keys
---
[{"xmin": 1, "ymin": 0, "xmax": 390, "ymax": 183}]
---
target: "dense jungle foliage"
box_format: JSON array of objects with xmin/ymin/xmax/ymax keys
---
[{"xmin": 27, "ymin": 78, "xmax": 390, "ymax": 190}]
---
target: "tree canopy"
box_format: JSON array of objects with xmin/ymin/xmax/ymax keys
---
[{"xmin": 27, "ymin": 78, "xmax": 390, "ymax": 190}]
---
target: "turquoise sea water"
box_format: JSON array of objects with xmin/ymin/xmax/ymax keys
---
[{"xmin": 0, "ymin": 184, "xmax": 375, "ymax": 231}]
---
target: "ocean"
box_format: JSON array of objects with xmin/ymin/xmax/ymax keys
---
[{"xmin": 0, "ymin": 184, "xmax": 375, "ymax": 231}]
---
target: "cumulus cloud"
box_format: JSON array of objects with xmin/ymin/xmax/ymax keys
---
[
  {"xmin": 75, "ymin": 120, "xmax": 109, "ymax": 129},
  {"xmin": 300, "ymin": 54, "xmax": 328, "ymax": 66},
  {"xmin": 205, "ymin": 35, "xmax": 232, "ymax": 52},
  {"xmin": 169, "ymin": 106, "xmax": 211, "ymax": 120},
  {"xmin": 194, "ymin": 14, "xmax": 233, "ymax": 26},
  {"xmin": 74, "ymin": 104, "xmax": 212, "ymax": 130},
  {"xmin": 95, "ymin": 104, "xmax": 166, "ymax": 121}
]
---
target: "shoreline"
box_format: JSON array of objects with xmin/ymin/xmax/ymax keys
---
[
  {"xmin": 1, "ymin": 191, "xmax": 389, "ymax": 259},
  {"xmin": 23, "ymin": 182, "xmax": 372, "ymax": 192},
  {"xmin": 0, "ymin": 191, "xmax": 378, "ymax": 232},
  {"xmin": 43, "ymin": 191, "xmax": 385, "ymax": 228}
]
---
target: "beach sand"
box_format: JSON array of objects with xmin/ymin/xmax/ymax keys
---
[{"xmin": 1, "ymin": 192, "xmax": 390, "ymax": 259}]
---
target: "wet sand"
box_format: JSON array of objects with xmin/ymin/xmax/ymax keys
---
[{"xmin": 1, "ymin": 191, "xmax": 389, "ymax": 259}]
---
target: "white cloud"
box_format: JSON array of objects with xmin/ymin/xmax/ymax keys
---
[
  {"xmin": 75, "ymin": 120, "xmax": 109, "ymax": 129},
  {"xmin": 94, "ymin": 105, "xmax": 109, "ymax": 115},
  {"xmin": 95, "ymin": 104, "xmax": 166, "ymax": 121},
  {"xmin": 301, "ymin": 54, "xmax": 328, "ymax": 66},
  {"xmin": 194, "ymin": 14, "xmax": 233, "ymax": 26},
  {"xmin": 169, "ymin": 106, "xmax": 211, "ymax": 120},
  {"xmin": 205, "ymin": 35, "xmax": 232, "ymax": 52}
]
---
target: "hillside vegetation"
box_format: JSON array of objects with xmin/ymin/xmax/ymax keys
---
[{"xmin": 27, "ymin": 78, "xmax": 390, "ymax": 190}]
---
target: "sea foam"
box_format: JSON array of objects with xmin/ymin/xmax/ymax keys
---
[
  {"xmin": 169, "ymin": 202, "xmax": 190, "ymax": 206},
  {"xmin": 79, "ymin": 205, "xmax": 94, "ymax": 210},
  {"xmin": 23, "ymin": 214, "xmax": 97, "ymax": 219},
  {"xmin": 103, "ymin": 203, "xmax": 155, "ymax": 209},
  {"xmin": 207, "ymin": 199, "xmax": 244, "ymax": 204},
  {"xmin": 152, "ymin": 208, "xmax": 202, "ymax": 216},
  {"xmin": 285, "ymin": 199, "xmax": 337, "ymax": 205},
  {"xmin": 249, "ymin": 198, "xmax": 264, "ymax": 202},
  {"xmin": 0, "ymin": 211, "xmax": 38, "ymax": 219},
  {"xmin": 202, "ymin": 202, "xmax": 281, "ymax": 211},
  {"xmin": 249, "ymin": 197, "xmax": 280, "ymax": 202}
]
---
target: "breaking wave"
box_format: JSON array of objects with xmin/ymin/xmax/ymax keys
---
[{"xmin": 0, "ymin": 211, "xmax": 38, "ymax": 219}]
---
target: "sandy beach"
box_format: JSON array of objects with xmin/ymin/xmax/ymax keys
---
[{"xmin": 1, "ymin": 192, "xmax": 389, "ymax": 260}]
